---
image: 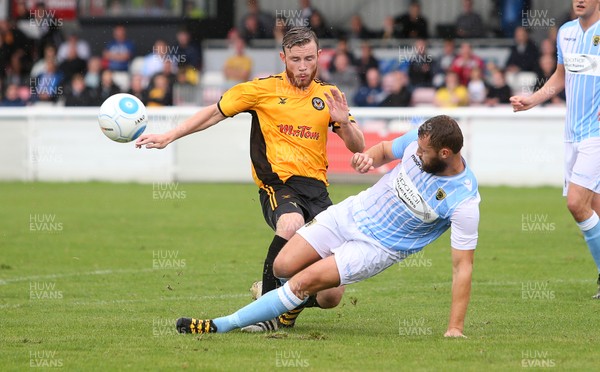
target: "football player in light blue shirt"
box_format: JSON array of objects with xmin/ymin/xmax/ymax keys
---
[
  {"xmin": 511, "ymin": 0, "xmax": 600, "ymax": 298},
  {"xmin": 175, "ymin": 115, "xmax": 480, "ymax": 338}
]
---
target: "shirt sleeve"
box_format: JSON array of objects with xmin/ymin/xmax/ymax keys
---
[
  {"xmin": 556, "ymin": 27, "xmax": 563, "ymax": 65},
  {"xmin": 391, "ymin": 130, "xmax": 418, "ymax": 159},
  {"xmin": 450, "ymin": 193, "xmax": 481, "ymax": 250},
  {"xmin": 217, "ymin": 80, "xmax": 258, "ymax": 117}
]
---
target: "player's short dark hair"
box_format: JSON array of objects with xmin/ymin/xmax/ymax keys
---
[
  {"xmin": 282, "ymin": 27, "xmax": 319, "ymax": 52},
  {"xmin": 418, "ymin": 115, "xmax": 463, "ymax": 154}
]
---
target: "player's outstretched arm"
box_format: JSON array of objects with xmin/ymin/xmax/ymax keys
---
[
  {"xmin": 510, "ymin": 64, "xmax": 565, "ymax": 112},
  {"xmin": 325, "ymin": 89, "xmax": 365, "ymax": 153},
  {"xmin": 135, "ymin": 103, "xmax": 226, "ymax": 149},
  {"xmin": 445, "ymin": 248, "xmax": 474, "ymax": 338},
  {"xmin": 351, "ymin": 140, "xmax": 396, "ymax": 173}
]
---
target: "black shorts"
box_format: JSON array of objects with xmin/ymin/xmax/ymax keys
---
[{"xmin": 259, "ymin": 176, "xmax": 333, "ymax": 231}]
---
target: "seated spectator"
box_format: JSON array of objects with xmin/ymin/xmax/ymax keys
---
[
  {"xmin": 379, "ymin": 71, "xmax": 412, "ymax": 107},
  {"xmin": 356, "ymin": 41, "xmax": 379, "ymax": 86},
  {"xmin": 298, "ymin": 0, "xmax": 319, "ymax": 27},
  {"xmin": 505, "ymin": 26, "xmax": 539, "ymax": 73},
  {"xmin": 538, "ymin": 37, "xmax": 556, "ymax": 58},
  {"xmin": 0, "ymin": 83, "xmax": 27, "ymax": 106},
  {"xmin": 94, "ymin": 69, "xmax": 122, "ymax": 105},
  {"xmin": 57, "ymin": 32, "xmax": 91, "ymax": 64},
  {"xmin": 348, "ymin": 14, "xmax": 376, "ymax": 41},
  {"xmin": 239, "ymin": 13, "xmax": 271, "ymax": 44},
  {"xmin": 33, "ymin": 58, "xmax": 64, "ymax": 103},
  {"xmin": 485, "ymin": 69, "xmax": 512, "ymax": 106},
  {"xmin": 128, "ymin": 73, "xmax": 147, "ymax": 102},
  {"xmin": 64, "ymin": 73, "xmax": 95, "ymax": 106},
  {"xmin": 328, "ymin": 37, "xmax": 356, "ymax": 74},
  {"xmin": 354, "ymin": 67, "xmax": 384, "ymax": 107},
  {"xmin": 455, "ymin": 0, "xmax": 486, "ymax": 38},
  {"xmin": 142, "ymin": 39, "xmax": 177, "ymax": 79},
  {"xmin": 173, "ymin": 28, "xmax": 202, "ymax": 71},
  {"xmin": 102, "ymin": 25, "xmax": 135, "ymax": 72},
  {"xmin": 238, "ymin": 0, "xmax": 275, "ymax": 40},
  {"xmin": 408, "ymin": 38, "xmax": 433, "ymax": 87},
  {"xmin": 450, "ymin": 41, "xmax": 484, "ymax": 85},
  {"xmin": 534, "ymin": 54, "xmax": 565, "ymax": 105},
  {"xmin": 309, "ymin": 9, "xmax": 334, "ymax": 39},
  {"xmin": 378, "ymin": 16, "xmax": 400, "ymax": 45},
  {"xmin": 223, "ymin": 36, "xmax": 253, "ymax": 84},
  {"xmin": 84, "ymin": 56, "xmax": 102, "ymax": 89},
  {"xmin": 434, "ymin": 70, "xmax": 469, "ymax": 107},
  {"xmin": 467, "ymin": 67, "xmax": 486, "ymax": 104},
  {"xmin": 432, "ymin": 38, "xmax": 456, "ymax": 87},
  {"xmin": 59, "ymin": 41, "xmax": 87, "ymax": 84},
  {"xmin": 146, "ymin": 73, "xmax": 173, "ymax": 107},
  {"xmin": 328, "ymin": 53, "xmax": 359, "ymax": 97},
  {"xmin": 394, "ymin": 1, "xmax": 429, "ymax": 38},
  {"xmin": 31, "ymin": 44, "xmax": 57, "ymax": 78}
]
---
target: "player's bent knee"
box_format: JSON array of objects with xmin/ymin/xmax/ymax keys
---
[
  {"xmin": 316, "ymin": 287, "xmax": 345, "ymax": 309},
  {"xmin": 275, "ymin": 213, "xmax": 305, "ymax": 239}
]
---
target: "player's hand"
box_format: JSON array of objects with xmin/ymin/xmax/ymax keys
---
[
  {"xmin": 135, "ymin": 133, "xmax": 171, "ymax": 149},
  {"xmin": 351, "ymin": 152, "xmax": 374, "ymax": 173},
  {"xmin": 324, "ymin": 89, "xmax": 350, "ymax": 125},
  {"xmin": 509, "ymin": 95, "xmax": 534, "ymax": 112},
  {"xmin": 444, "ymin": 328, "xmax": 467, "ymax": 338}
]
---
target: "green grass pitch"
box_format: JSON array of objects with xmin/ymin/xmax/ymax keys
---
[{"xmin": 2, "ymin": 182, "xmax": 600, "ymax": 370}]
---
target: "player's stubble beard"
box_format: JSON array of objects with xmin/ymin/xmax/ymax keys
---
[
  {"xmin": 421, "ymin": 155, "xmax": 448, "ymax": 175},
  {"xmin": 285, "ymin": 65, "xmax": 317, "ymax": 90}
]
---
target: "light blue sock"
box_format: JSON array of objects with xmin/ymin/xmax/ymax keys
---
[
  {"xmin": 212, "ymin": 282, "xmax": 304, "ymax": 333},
  {"xmin": 577, "ymin": 212, "xmax": 600, "ymax": 272}
]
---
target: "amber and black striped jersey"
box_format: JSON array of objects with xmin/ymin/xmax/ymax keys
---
[{"xmin": 217, "ymin": 72, "xmax": 356, "ymax": 189}]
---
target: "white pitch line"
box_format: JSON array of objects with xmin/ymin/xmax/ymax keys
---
[{"xmin": 0, "ymin": 268, "xmax": 156, "ymax": 285}]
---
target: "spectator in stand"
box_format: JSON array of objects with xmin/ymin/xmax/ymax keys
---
[
  {"xmin": 328, "ymin": 37, "xmax": 356, "ymax": 74},
  {"xmin": 328, "ymin": 52, "xmax": 359, "ymax": 97},
  {"xmin": 102, "ymin": 25, "xmax": 135, "ymax": 72},
  {"xmin": 128, "ymin": 73, "xmax": 147, "ymax": 102},
  {"xmin": 63, "ymin": 73, "xmax": 95, "ymax": 106},
  {"xmin": 84, "ymin": 56, "xmax": 102, "ymax": 89},
  {"xmin": 354, "ymin": 67, "xmax": 383, "ymax": 107},
  {"xmin": 94, "ymin": 69, "xmax": 121, "ymax": 105},
  {"xmin": 145, "ymin": 73, "xmax": 173, "ymax": 107},
  {"xmin": 434, "ymin": 70, "xmax": 469, "ymax": 107},
  {"xmin": 298, "ymin": 0, "xmax": 318, "ymax": 27},
  {"xmin": 309, "ymin": 10, "xmax": 334, "ymax": 39},
  {"xmin": 0, "ymin": 83, "xmax": 27, "ymax": 106},
  {"xmin": 485, "ymin": 69, "xmax": 511, "ymax": 106},
  {"xmin": 58, "ymin": 41, "xmax": 87, "ymax": 84},
  {"xmin": 379, "ymin": 71, "xmax": 412, "ymax": 107},
  {"xmin": 505, "ymin": 26, "xmax": 539, "ymax": 73},
  {"xmin": 57, "ymin": 32, "xmax": 90, "ymax": 64},
  {"xmin": 497, "ymin": 0, "xmax": 531, "ymax": 37},
  {"xmin": 534, "ymin": 54, "xmax": 565, "ymax": 105},
  {"xmin": 394, "ymin": 1, "xmax": 429, "ymax": 39},
  {"xmin": 0, "ymin": 19, "xmax": 33, "ymax": 75},
  {"xmin": 33, "ymin": 58, "xmax": 63, "ymax": 103},
  {"xmin": 432, "ymin": 38, "xmax": 456, "ymax": 87},
  {"xmin": 378, "ymin": 16, "xmax": 400, "ymax": 45},
  {"xmin": 356, "ymin": 41, "xmax": 379, "ymax": 86},
  {"xmin": 408, "ymin": 38, "xmax": 433, "ymax": 87},
  {"xmin": 455, "ymin": 0, "xmax": 486, "ymax": 38},
  {"xmin": 538, "ymin": 37, "xmax": 556, "ymax": 59},
  {"xmin": 17, "ymin": 2, "xmax": 62, "ymax": 61},
  {"xmin": 30, "ymin": 44, "xmax": 56, "ymax": 78},
  {"xmin": 173, "ymin": 29, "xmax": 202, "ymax": 71},
  {"xmin": 238, "ymin": 0, "xmax": 275, "ymax": 40},
  {"xmin": 273, "ymin": 18, "xmax": 288, "ymax": 44},
  {"xmin": 142, "ymin": 39, "xmax": 176, "ymax": 79},
  {"xmin": 223, "ymin": 35, "xmax": 253, "ymax": 84},
  {"xmin": 5, "ymin": 49, "xmax": 30, "ymax": 86},
  {"xmin": 450, "ymin": 42, "xmax": 484, "ymax": 85},
  {"xmin": 467, "ymin": 67, "xmax": 486, "ymax": 105},
  {"xmin": 348, "ymin": 14, "xmax": 376, "ymax": 41}
]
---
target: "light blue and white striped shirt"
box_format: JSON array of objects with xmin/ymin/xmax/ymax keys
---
[
  {"xmin": 352, "ymin": 131, "xmax": 480, "ymax": 252},
  {"xmin": 557, "ymin": 18, "xmax": 600, "ymax": 142}
]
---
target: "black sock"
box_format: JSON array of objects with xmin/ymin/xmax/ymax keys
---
[{"xmin": 261, "ymin": 235, "xmax": 288, "ymax": 295}]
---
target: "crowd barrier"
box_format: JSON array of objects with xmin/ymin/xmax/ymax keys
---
[{"xmin": 0, "ymin": 105, "xmax": 565, "ymax": 186}]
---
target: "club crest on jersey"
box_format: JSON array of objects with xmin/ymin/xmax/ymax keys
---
[
  {"xmin": 312, "ymin": 97, "xmax": 325, "ymax": 110},
  {"xmin": 435, "ymin": 188, "xmax": 447, "ymax": 201},
  {"xmin": 594, "ymin": 35, "xmax": 600, "ymax": 46}
]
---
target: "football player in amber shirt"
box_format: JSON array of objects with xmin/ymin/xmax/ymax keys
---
[{"xmin": 136, "ymin": 27, "xmax": 365, "ymax": 331}]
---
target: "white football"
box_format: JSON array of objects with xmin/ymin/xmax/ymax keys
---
[{"xmin": 98, "ymin": 93, "xmax": 147, "ymax": 143}]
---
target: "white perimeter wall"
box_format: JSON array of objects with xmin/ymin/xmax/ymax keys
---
[{"xmin": 0, "ymin": 106, "xmax": 566, "ymax": 186}]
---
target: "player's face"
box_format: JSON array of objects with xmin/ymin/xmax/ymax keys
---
[
  {"xmin": 573, "ymin": 0, "xmax": 600, "ymax": 19},
  {"xmin": 280, "ymin": 40, "xmax": 320, "ymax": 89},
  {"xmin": 416, "ymin": 136, "xmax": 448, "ymax": 174}
]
